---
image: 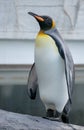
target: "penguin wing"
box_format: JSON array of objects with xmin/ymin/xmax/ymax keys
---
[
  {"xmin": 45, "ymin": 28, "xmax": 75, "ymax": 103},
  {"xmin": 28, "ymin": 63, "xmax": 38, "ymax": 99}
]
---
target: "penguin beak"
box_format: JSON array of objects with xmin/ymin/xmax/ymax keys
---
[{"xmin": 28, "ymin": 12, "xmax": 44, "ymax": 22}]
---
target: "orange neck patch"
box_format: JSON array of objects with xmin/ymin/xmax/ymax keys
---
[{"xmin": 52, "ymin": 20, "xmax": 56, "ymax": 28}]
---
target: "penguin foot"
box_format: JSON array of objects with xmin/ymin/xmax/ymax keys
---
[
  {"xmin": 61, "ymin": 113, "xmax": 69, "ymax": 123},
  {"xmin": 46, "ymin": 109, "xmax": 54, "ymax": 117}
]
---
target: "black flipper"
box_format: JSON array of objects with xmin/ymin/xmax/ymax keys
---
[
  {"xmin": 45, "ymin": 28, "xmax": 75, "ymax": 116},
  {"xmin": 28, "ymin": 63, "xmax": 38, "ymax": 99}
]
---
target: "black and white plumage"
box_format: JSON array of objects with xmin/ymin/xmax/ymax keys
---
[{"xmin": 28, "ymin": 12, "xmax": 75, "ymax": 123}]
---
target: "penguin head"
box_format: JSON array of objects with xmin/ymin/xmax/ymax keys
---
[{"xmin": 28, "ymin": 12, "xmax": 56, "ymax": 31}]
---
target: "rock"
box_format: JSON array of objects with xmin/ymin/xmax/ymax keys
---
[{"xmin": 0, "ymin": 109, "xmax": 83, "ymax": 130}]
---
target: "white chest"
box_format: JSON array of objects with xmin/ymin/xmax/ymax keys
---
[
  {"xmin": 35, "ymin": 33, "xmax": 64, "ymax": 83},
  {"xmin": 35, "ymin": 33, "xmax": 68, "ymax": 112}
]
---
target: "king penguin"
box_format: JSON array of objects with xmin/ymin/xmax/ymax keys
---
[{"xmin": 28, "ymin": 12, "xmax": 75, "ymax": 123}]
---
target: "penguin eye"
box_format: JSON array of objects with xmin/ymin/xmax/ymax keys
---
[
  {"xmin": 46, "ymin": 18, "xmax": 52, "ymax": 26},
  {"xmin": 45, "ymin": 17, "xmax": 49, "ymax": 22},
  {"xmin": 45, "ymin": 17, "xmax": 49, "ymax": 20},
  {"xmin": 42, "ymin": 16, "xmax": 49, "ymax": 21}
]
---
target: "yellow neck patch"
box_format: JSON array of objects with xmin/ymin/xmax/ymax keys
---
[
  {"xmin": 36, "ymin": 31, "xmax": 58, "ymax": 53},
  {"xmin": 37, "ymin": 31, "xmax": 45, "ymax": 36}
]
